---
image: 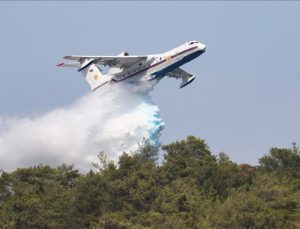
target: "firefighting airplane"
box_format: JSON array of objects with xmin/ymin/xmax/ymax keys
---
[{"xmin": 57, "ymin": 41, "xmax": 206, "ymax": 91}]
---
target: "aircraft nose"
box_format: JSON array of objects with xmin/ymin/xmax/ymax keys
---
[{"xmin": 198, "ymin": 43, "xmax": 206, "ymax": 52}]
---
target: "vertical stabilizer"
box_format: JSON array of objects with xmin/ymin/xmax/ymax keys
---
[
  {"xmin": 57, "ymin": 59, "xmax": 109, "ymax": 91},
  {"xmin": 79, "ymin": 60, "xmax": 108, "ymax": 90}
]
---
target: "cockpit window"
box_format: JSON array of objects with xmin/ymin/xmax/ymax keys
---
[{"xmin": 188, "ymin": 41, "xmax": 199, "ymax": 45}]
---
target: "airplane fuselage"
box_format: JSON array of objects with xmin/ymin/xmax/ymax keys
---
[{"xmin": 111, "ymin": 41, "xmax": 206, "ymax": 86}]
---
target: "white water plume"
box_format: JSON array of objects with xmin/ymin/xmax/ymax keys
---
[{"xmin": 0, "ymin": 82, "xmax": 164, "ymax": 172}]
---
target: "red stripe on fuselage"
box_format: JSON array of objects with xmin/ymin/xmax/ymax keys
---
[
  {"xmin": 115, "ymin": 46, "xmax": 198, "ymax": 82},
  {"xmin": 92, "ymin": 46, "xmax": 198, "ymax": 92}
]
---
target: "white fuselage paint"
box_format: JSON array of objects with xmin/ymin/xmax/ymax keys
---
[{"xmin": 93, "ymin": 41, "xmax": 206, "ymax": 90}]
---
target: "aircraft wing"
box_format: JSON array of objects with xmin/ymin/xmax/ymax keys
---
[
  {"xmin": 63, "ymin": 55, "xmax": 147, "ymax": 67},
  {"xmin": 167, "ymin": 68, "xmax": 196, "ymax": 88}
]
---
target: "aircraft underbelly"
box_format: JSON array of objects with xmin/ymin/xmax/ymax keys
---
[
  {"xmin": 110, "ymin": 49, "xmax": 204, "ymax": 87},
  {"xmin": 155, "ymin": 50, "xmax": 204, "ymax": 78}
]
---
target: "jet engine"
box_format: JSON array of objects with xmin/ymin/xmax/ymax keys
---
[{"xmin": 118, "ymin": 52, "xmax": 129, "ymax": 56}]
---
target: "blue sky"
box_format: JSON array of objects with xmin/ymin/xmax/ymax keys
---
[{"xmin": 0, "ymin": 2, "xmax": 300, "ymax": 165}]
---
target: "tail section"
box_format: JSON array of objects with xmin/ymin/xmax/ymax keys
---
[
  {"xmin": 80, "ymin": 62, "xmax": 107, "ymax": 90},
  {"xmin": 57, "ymin": 59, "xmax": 109, "ymax": 91}
]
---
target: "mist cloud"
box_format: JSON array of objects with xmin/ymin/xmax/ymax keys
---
[{"xmin": 0, "ymin": 83, "xmax": 164, "ymax": 172}]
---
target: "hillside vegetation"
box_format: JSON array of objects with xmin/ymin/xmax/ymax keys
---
[{"xmin": 1, "ymin": 136, "xmax": 300, "ymax": 228}]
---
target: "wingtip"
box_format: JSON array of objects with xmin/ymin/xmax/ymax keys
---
[
  {"xmin": 56, "ymin": 62, "xmax": 64, "ymax": 67},
  {"xmin": 179, "ymin": 76, "xmax": 196, "ymax": 89}
]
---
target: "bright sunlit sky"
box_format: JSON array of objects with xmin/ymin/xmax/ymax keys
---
[{"xmin": 1, "ymin": 1, "xmax": 300, "ymax": 165}]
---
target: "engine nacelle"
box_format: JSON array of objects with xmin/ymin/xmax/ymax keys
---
[{"xmin": 118, "ymin": 51, "xmax": 129, "ymax": 56}]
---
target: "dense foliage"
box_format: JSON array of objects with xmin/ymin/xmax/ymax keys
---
[{"xmin": 1, "ymin": 136, "xmax": 300, "ymax": 228}]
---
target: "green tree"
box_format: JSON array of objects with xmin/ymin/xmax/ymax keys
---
[{"xmin": 259, "ymin": 144, "xmax": 300, "ymax": 175}]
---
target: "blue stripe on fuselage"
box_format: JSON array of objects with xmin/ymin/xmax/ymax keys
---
[{"xmin": 151, "ymin": 50, "xmax": 204, "ymax": 79}]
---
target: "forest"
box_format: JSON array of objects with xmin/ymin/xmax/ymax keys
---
[{"xmin": 1, "ymin": 136, "xmax": 300, "ymax": 229}]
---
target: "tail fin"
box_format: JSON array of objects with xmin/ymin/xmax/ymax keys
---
[
  {"xmin": 81, "ymin": 63, "xmax": 107, "ymax": 90},
  {"xmin": 57, "ymin": 59, "xmax": 109, "ymax": 91}
]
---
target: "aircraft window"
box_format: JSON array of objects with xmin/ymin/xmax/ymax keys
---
[{"xmin": 139, "ymin": 63, "xmax": 142, "ymax": 66}]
